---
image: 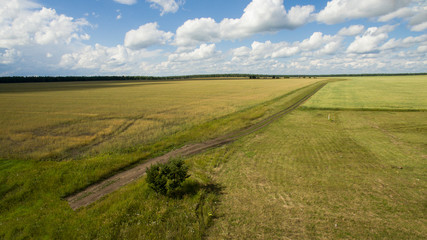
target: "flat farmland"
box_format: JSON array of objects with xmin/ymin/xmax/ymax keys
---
[
  {"xmin": 0, "ymin": 78, "xmax": 321, "ymax": 160},
  {"xmin": 201, "ymin": 110, "xmax": 426, "ymax": 239},
  {"xmin": 0, "ymin": 76, "xmax": 426, "ymax": 239},
  {"xmin": 0, "ymin": 77, "xmax": 326, "ymax": 239},
  {"xmin": 304, "ymin": 75, "xmax": 427, "ymax": 110},
  {"xmin": 197, "ymin": 75, "xmax": 427, "ymax": 239}
]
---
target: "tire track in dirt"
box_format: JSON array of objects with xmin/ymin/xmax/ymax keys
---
[{"xmin": 66, "ymin": 82, "xmax": 327, "ymax": 210}]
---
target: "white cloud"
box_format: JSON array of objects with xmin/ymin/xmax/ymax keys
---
[
  {"xmin": 380, "ymin": 34, "xmax": 427, "ymax": 51},
  {"xmin": 175, "ymin": 18, "xmax": 220, "ymax": 46},
  {"xmin": 299, "ymin": 32, "xmax": 333, "ymax": 51},
  {"xmin": 378, "ymin": 7, "xmax": 413, "ymax": 22},
  {"xmin": 347, "ymin": 25, "xmax": 396, "ymax": 53},
  {"xmin": 175, "ymin": 0, "xmax": 315, "ymax": 46},
  {"xmin": 231, "ymin": 32, "xmax": 341, "ymax": 61},
  {"xmin": 378, "ymin": 2, "xmax": 427, "ymax": 32},
  {"xmin": 114, "ymin": 0, "xmax": 137, "ymax": 5},
  {"xmin": 60, "ymin": 44, "xmax": 128, "ymax": 70},
  {"xmin": 220, "ymin": 0, "xmax": 315, "ymax": 39},
  {"xmin": 409, "ymin": 6, "xmax": 427, "ymax": 31},
  {"xmin": 1, "ymin": 0, "xmax": 426, "ymax": 76},
  {"xmin": 318, "ymin": 41, "xmax": 342, "ymax": 55},
  {"xmin": 168, "ymin": 44, "xmax": 219, "ymax": 62},
  {"xmin": 37, "ymin": 27, "xmax": 427, "ymax": 76},
  {"xmin": 338, "ymin": 25, "xmax": 365, "ymax": 36},
  {"xmin": 0, "ymin": 49, "xmax": 21, "ymax": 64},
  {"xmin": 231, "ymin": 46, "xmax": 251, "ymax": 58},
  {"xmin": 411, "ymin": 22, "xmax": 427, "ymax": 31},
  {"xmin": 317, "ymin": 0, "xmax": 411, "ymax": 24},
  {"xmin": 417, "ymin": 45, "xmax": 427, "ymax": 53},
  {"xmin": 147, "ymin": 0, "xmax": 183, "ymax": 15},
  {"xmin": 0, "ymin": 0, "xmax": 89, "ymax": 48},
  {"xmin": 116, "ymin": 9, "xmax": 122, "ymax": 20},
  {"xmin": 124, "ymin": 22, "xmax": 173, "ymax": 50},
  {"xmin": 271, "ymin": 44, "xmax": 300, "ymax": 58},
  {"xmin": 59, "ymin": 43, "xmax": 163, "ymax": 74}
]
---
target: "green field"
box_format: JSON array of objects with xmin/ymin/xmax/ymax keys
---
[
  {"xmin": 304, "ymin": 76, "xmax": 427, "ymax": 110},
  {"xmin": 201, "ymin": 110, "xmax": 426, "ymax": 239},
  {"xmin": 0, "ymin": 76, "xmax": 426, "ymax": 239}
]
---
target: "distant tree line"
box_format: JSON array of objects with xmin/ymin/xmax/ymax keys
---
[
  {"xmin": 1, "ymin": 73, "xmax": 425, "ymax": 83},
  {"xmin": 0, "ymin": 74, "xmax": 247, "ymax": 83}
]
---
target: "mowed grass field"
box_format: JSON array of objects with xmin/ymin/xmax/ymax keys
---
[
  {"xmin": 196, "ymin": 75, "xmax": 427, "ymax": 239},
  {"xmin": 304, "ymin": 75, "xmax": 427, "ymax": 110},
  {"xmin": 0, "ymin": 78, "xmax": 326, "ymax": 239},
  {"xmin": 200, "ymin": 110, "xmax": 426, "ymax": 239},
  {"xmin": 0, "ymin": 76, "xmax": 425, "ymax": 239}
]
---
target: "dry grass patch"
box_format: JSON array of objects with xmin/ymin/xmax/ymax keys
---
[{"xmin": 0, "ymin": 78, "xmax": 322, "ymax": 160}]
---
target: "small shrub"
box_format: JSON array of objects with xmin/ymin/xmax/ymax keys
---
[{"xmin": 146, "ymin": 158, "xmax": 190, "ymax": 196}]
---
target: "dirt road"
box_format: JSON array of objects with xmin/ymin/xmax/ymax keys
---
[{"xmin": 66, "ymin": 82, "xmax": 327, "ymax": 210}]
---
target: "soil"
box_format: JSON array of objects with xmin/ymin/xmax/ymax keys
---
[{"xmin": 66, "ymin": 82, "xmax": 326, "ymax": 210}]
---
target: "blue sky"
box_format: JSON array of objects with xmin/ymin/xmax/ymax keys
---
[{"xmin": 0, "ymin": 0, "xmax": 426, "ymax": 76}]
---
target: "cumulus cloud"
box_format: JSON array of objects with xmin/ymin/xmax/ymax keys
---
[
  {"xmin": 317, "ymin": 0, "xmax": 411, "ymax": 24},
  {"xmin": 379, "ymin": 2, "xmax": 427, "ymax": 32},
  {"xmin": 175, "ymin": 0, "xmax": 315, "ymax": 46},
  {"xmin": 175, "ymin": 18, "xmax": 220, "ymax": 46},
  {"xmin": 60, "ymin": 44, "xmax": 128, "ymax": 70},
  {"xmin": 378, "ymin": 7, "xmax": 414, "ymax": 22},
  {"xmin": 338, "ymin": 25, "xmax": 365, "ymax": 36},
  {"xmin": 380, "ymin": 34, "xmax": 427, "ymax": 51},
  {"xmin": 147, "ymin": 0, "xmax": 183, "ymax": 15},
  {"xmin": 220, "ymin": 0, "xmax": 315, "ymax": 39},
  {"xmin": 408, "ymin": 4, "xmax": 427, "ymax": 31},
  {"xmin": 168, "ymin": 44, "xmax": 219, "ymax": 62},
  {"xmin": 59, "ymin": 43, "xmax": 163, "ymax": 74},
  {"xmin": 124, "ymin": 22, "xmax": 173, "ymax": 50},
  {"xmin": 347, "ymin": 25, "xmax": 396, "ymax": 53},
  {"xmin": 0, "ymin": 49, "xmax": 21, "ymax": 64},
  {"xmin": 114, "ymin": 0, "xmax": 137, "ymax": 5},
  {"xmin": 0, "ymin": 0, "xmax": 89, "ymax": 49},
  {"xmin": 412, "ymin": 22, "xmax": 427, "ymax": 31},
  {"xmin": 417, "ymin": 44, "xmax": 427, "ymax": 53},
  {"xmin": 44, "ymin": 25, "xmax": 427, "ymax": 76},
  {"xmin": 231, "ymin": 32, "xmax": 341, "ymax": 61}
]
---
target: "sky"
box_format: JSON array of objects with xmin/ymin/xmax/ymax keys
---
[{"xmin": 0, "ymin": 0, "xmax": 426, "ymax": 76}]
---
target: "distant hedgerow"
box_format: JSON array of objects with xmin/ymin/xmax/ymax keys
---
[{"xmin": 146, "ymin": 158, "xmax": 190, "ymax": 196}]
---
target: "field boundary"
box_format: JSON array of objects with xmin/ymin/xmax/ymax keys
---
[
  {"xmin": 300, "ymin": 106, "xmax": 427, "ymax": 112},
  {"xmin": 66, "ymin": 82, "xmax": 328, "ymax": 210}
]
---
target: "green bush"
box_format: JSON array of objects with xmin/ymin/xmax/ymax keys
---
[{"xmin": 146, "ymin": 158, "xmax": 190, "ymax": 196}]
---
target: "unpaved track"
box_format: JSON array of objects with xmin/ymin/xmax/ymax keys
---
[{"xmin": 66, "ymin": 82, "xmax": 327, "ymax": 210}]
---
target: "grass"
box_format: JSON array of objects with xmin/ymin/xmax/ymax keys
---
[
  {"xmin": 196, "ymin": 75, "xmax": 427, "ymax": 239},
  {"xmin": 0, "ymin": 78, "xmax": 321, "ymax": 160},
  {"xmin": 0, "ymin": 78, "xmax": 326, "ymax": 239},
  {"xmin": 303, "ymin": 75, "xmax": 427, "ymax": 110},
  {"xmin": 199, "ymin": 109, "xmax": 426, "ymax": 239},
  {"xmin": 0, "ymin": 76, "xmax": 425, "ymax": 239}
]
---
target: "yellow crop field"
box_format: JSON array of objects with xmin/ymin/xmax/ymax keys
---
[{"xmin": 0, "ymin": 78, "xmax": 321, "ymax": 159}]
